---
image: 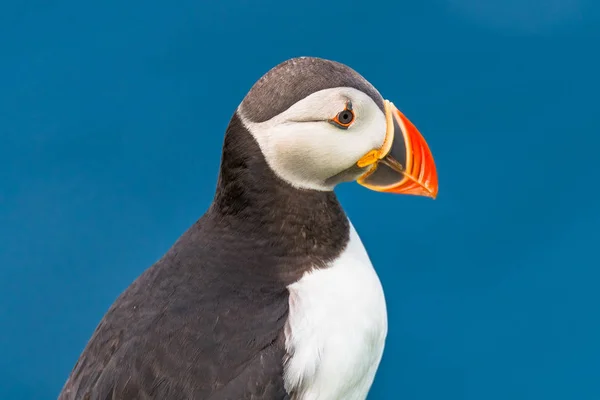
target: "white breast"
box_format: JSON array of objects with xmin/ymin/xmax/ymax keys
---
[{"xmin": 283, "ymin": 221, "xmax": 388, "ymax": 400}]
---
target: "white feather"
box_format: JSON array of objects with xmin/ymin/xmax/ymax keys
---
[
  {"xmin": 238, "ymin": 87, "xmax": 387, "ymax": 192},
  {"xmin": 284, "ymin": 221, "xmax": 388, "ymax": 400},
  {"xmin": 239, "ymin": 86, "xmax": 389, "ymax": 398}
]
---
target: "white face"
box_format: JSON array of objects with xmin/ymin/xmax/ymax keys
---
[{"xmin": 238, "ymin": 87, "xmax": 387, "ymax": 191}]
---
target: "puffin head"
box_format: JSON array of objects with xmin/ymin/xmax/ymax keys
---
[{"xmin": 236, "ymin": 57, "xmax": 438, "ymax": 199}]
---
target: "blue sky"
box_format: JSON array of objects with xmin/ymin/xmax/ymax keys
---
[{"xmin": 1, "ymin": 1, "xmax": 599, "ymax": 399}]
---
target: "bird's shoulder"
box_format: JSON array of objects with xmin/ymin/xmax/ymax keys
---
[{"xmin": 59, "ymin": 217, "xmax": 292, "ymax": 400}]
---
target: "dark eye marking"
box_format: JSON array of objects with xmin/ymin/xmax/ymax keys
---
[{"xmin": 329, "ymin": 101, "xmax": 355, "ymax": 130}]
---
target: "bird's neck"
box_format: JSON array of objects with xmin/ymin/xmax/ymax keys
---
[{"xmin": 209, "ymin": 112, "xmax": 350, "ymax": 266}]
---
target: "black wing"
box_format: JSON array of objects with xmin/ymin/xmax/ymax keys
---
[{"xmin": 58, "ymin": 219, "xmax": 291, "ymax": 400}]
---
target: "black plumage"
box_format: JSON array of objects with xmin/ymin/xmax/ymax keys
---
[{"xmin": 58, "ymin": 57, "xmax": 384, "ymax": 400}]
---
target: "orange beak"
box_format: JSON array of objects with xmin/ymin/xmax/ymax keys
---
[{"xmin": 356, "ymin": 100, "xmax": 438, "ymax": 199}]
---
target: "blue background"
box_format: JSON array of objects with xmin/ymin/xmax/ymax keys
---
[{"xmin": 1, "ymin": 0, "xmax": 599, "ymax": 398}]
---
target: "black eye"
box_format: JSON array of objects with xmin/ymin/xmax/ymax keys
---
[
  {"xmin": 338, "ymin": 110, "xmax": 354, "ymax": 125},
  {"xmin": 330, "ymin": 104, "xmax": 355, "ymax": 129}
]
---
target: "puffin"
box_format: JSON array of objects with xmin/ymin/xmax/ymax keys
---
[{"xmin": 58, "ymin": 57, "xmax": 438, "ymax": 400}]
